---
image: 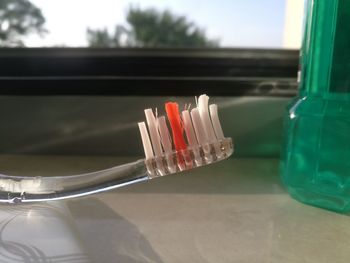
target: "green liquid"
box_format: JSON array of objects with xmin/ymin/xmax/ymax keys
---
[
  {"xmin": 281, "ymin": 0, "xmax": 350, "ymax": 213},
  {"xmin": 281, "ymin": 95, "xmax": 350, "ymax": 212}
]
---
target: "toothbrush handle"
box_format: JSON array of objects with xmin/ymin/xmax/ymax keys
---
[{"xmin": 0, "ymin": 159, "xmax": 149, "ymax": 203}]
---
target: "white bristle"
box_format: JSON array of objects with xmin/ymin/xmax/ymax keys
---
[
  {"xmin": 182, "ymin": 110, "xmax": 198, "ymax": 146},
  {"xmin": 145, "ymin": 109, "xmax": 163, "ymax": 157},
  {"xmin": 138, "ymin": 122, "xmax": 154, "ymax": 160},
  {"xmin": 190, "ymin": 108, "xmax": 207, "ymax": 145},
  {"xmin": 198, "ymin": 94, "xmax": 217, "ymax": 142},
  {"xmin": 182, "ymin": 110, "xmax": 202, "ymax": 166},
  {"xmin": 157, "ymin": 116, "xmax": 173, "ymax": 153},
  {"xmin": 157, "ymin": 116, "xmax": 176, "ymax": 173},
  {"xmin": 191, "ymin": 108, "xmax": 212, "ymax": 162},
  {"xmin": 209, "ymin": 104, "xmax": 225, "ymax": 140}
]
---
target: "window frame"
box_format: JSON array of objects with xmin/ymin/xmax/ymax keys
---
[{"xmin": 0, "ymin": 48, "xmax": 298, "ymax": 96}]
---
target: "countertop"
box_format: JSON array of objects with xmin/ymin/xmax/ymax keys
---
[{"xmin": 0, "ymin": 157, "xmax": 349, "ymax": 263}]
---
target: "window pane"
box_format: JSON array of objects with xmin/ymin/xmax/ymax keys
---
[{"xmin": 0, "ymin": 0, "xmax": 304, "ymax": 48}]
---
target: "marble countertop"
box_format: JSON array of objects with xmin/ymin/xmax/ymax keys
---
[{"xmin": 0, "ymin": 157, "xmax": 349, "ymax": 263}]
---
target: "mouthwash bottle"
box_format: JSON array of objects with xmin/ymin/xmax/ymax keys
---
[{"xmin": 281, "ymin": 0, "xmax": 350, "ymax": 213}]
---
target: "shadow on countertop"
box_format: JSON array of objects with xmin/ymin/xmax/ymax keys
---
[{"xmin": 68, "ymin": 198, "xmax": 164, "ymax": 263}]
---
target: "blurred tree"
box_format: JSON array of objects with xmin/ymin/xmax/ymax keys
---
[
  {"xmin": 0, "ymin": 0, "xmax": 46, "ymax": 47},
  {"xmin": 87, "ymin": 25, "xmax": 133, "ymax": 48},
  {"xmin": 87, "ymin": 7, "xmax": 218, "ymax": 48}
]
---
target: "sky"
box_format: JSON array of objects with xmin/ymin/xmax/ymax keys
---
[{"xmin": 27, "ymin": 0, "xmax": 287, "ymax": 48}]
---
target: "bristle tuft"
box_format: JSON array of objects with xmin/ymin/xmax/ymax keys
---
[
  {"xmin": 138, "ymin": 122, "xmax": 154, "ymax": 160},
  {"xmin": 145, "ymin": 109, "xmax": 163, "ymax": 157},
  {"xmin": 198, "ymin": 94, "xmax": 217, "ymax": 142},
  {"xmin": 209, "ymin": 104, "xmax": 225, "ymax": 140},
  {"xmin": 165, "ymin": 102, "xmax": 187, "ymax": 152}
]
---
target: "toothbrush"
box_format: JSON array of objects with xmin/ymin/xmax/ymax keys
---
[{"xmin": 0, "ymin": 95, "xmax": 233, "ymax": 203}]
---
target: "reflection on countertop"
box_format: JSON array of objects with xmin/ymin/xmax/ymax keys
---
[{"xmin": 0, "ymin": 157, "xmax": 349, "ymax": 263}]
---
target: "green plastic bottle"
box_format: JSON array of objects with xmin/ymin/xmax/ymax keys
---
[{"xmin": 281, "ymin": 0, "xmax": 350, "ymax": 213}]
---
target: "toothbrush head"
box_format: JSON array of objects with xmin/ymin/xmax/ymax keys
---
[{"xmin": 138, "ymin": 94, "xmax": 233, "ymax": 178}]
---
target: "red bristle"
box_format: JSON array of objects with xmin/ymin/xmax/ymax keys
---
[{"xmin": 165, "ymin": 102, "xmax": 187, "ymax": 152}]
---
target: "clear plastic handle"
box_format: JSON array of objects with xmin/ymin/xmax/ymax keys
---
[{"xmin": 0, "ymin": 159, "xmax": 148, "ymax": 203}]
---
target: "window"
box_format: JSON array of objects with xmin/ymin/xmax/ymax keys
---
[
  {"xmin": 0, "ymin": 0, "xmax": 301, "ymax": 97},
  {"xmin": 1, "ymin": 0, "xmax": 304, "ymax": 49},
  {"xmin": 0, "ymin": 0, "xmax": 301, "ymax": 164}
]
